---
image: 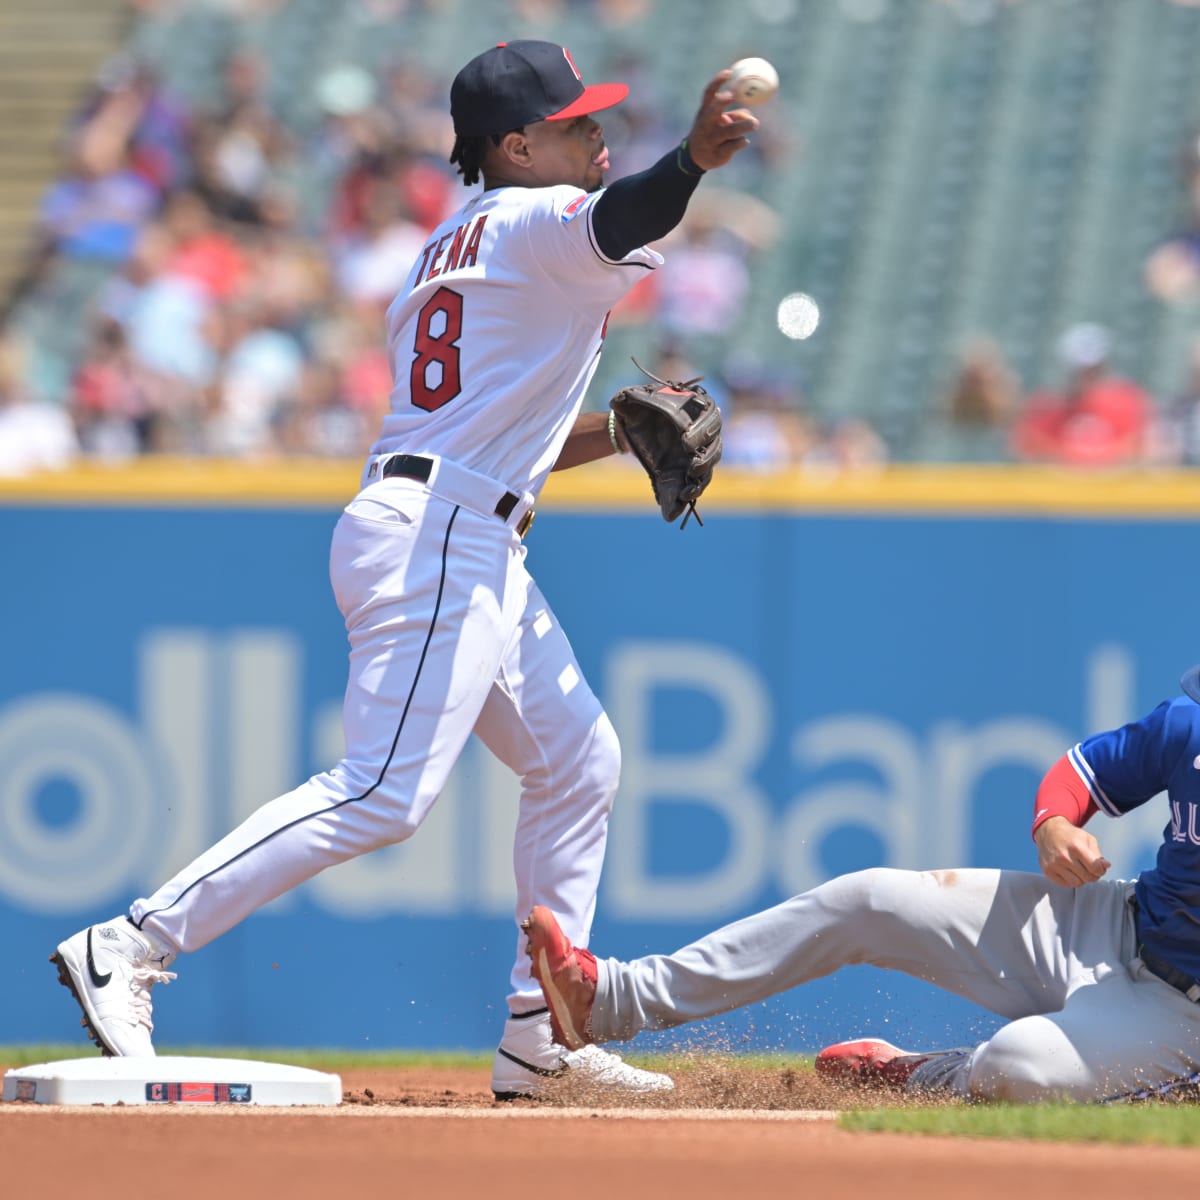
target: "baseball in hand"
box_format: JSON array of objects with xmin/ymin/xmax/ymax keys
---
[{"xmin": 727, "ymin": 57, "xmax": 779, "ymax": 107}]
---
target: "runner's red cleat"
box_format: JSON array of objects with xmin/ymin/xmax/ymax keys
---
[
  {"xmin": 522, "ymin": 905, "xmax": 597, "ymax": 1051},
  {"xmin": 815, "ymin": 1038, "xmax": 933, "ymax": 1090}
]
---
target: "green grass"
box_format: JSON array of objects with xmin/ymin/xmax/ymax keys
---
[{"xmin": 842, "ymin": 1104, "xmax": 1200, "ymax": 1145}]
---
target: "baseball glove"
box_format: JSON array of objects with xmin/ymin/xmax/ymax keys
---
[{"xmin": 610, "ymin": 363, "xmax": 723, "ymax": 529}]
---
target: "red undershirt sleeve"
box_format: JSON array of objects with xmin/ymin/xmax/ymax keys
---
[{"xmin": 1031, "ymin": 753, "xmax": 1099, "ymax": 839}]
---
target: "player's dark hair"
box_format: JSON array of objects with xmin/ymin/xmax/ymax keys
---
[{"xmin": 449, "ymin": 129, "xmax": 524, "ymax": 187}]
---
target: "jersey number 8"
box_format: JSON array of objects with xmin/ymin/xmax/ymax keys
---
[{"xmin": 410, "ymin": 286, "xmax": 464, "ymax": 412}]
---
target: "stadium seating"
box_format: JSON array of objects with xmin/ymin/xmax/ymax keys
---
[{"xmin": 8, "ymin": 0, "xmax": 1200, "ymax": 460}]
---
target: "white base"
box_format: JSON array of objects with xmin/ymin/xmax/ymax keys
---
[{"xmin": 3, "ymin": 1056, "xmax": 342, "ymax": 1106}]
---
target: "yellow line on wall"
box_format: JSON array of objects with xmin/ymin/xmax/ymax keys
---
[{"xmin": 3, "ymin": 460, "xmax": 1200, "ymax": 516}]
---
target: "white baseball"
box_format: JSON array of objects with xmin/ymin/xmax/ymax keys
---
[{"xmin": 727, "ymin": 57, "xmax": 779, "ymax": 107}]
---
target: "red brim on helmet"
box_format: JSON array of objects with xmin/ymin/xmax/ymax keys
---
[{"xmin": 544, "ymin": 82, "xmax": 629, "ymax": 121}]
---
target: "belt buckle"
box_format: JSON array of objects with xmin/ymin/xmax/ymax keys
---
[{"xmin": 516, "ymin": 509, "xmax": 536, "ymax": 539}]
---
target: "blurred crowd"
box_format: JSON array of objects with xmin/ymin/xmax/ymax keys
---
[
  {"xmin": 0, "ymin": 39, "xmax": 454, "ymax": 473},
  {"xmin": 0, "ymin": 18, "xmax": 829, "ymax": 477},
  {"xmin": 5, "ymin": 0, "xmax": 1200, "ymax": 477},
  {"xmin": 924, "ymin": 127, "xmax": 1200, "ymax": 471}
]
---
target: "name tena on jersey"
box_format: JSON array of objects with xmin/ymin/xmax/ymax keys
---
[{"xmin": 411, "ymin": 215, "xmax": 488, "ymax": 289}]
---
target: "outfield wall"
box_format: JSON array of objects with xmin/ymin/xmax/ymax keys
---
[{"xmin": 3, "ymin": 461, "xmax": 1198, "ymax": 1054}]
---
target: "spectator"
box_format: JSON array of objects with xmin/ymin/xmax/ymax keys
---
[
  {"xmin": 652, "ymin": 215, "xmax": 751, "ymax": 356},
  {"xmin": 35, "ymin": 139, "xmax": 162, "ymax": 268},
  {"xmin": 595, "ymin": 52, "xmax": 674, "ymax": 176},
  {"xmin": 393, "ymin": 156, "xmax": 457, "ymax": 234},
  {"xmin": 1144, "ymin": 132, "xmax": 1200, "ymax": 303},
  {"xmin": 158, "ymin": 188, "xmax": 250, "ymax": 303},
  {"xmin": 27, "ymin": 54, "xmax": 184, "ymax": 282},
  {"xmin": 642, "ymin": 185, "xmax": 779, "ymax": 377},
  {"xmin": 239, "ymin": 220, "xmax": 329, "ymax": 328},
  {"xmin": 720, "ymin": 362, "xmax": 817, "ymax": 469},
  {"xmin": 70, "ymin": 318, "xmax": 153, "ymax": 460},
  {"xmin": 117, "ymin": 228, "xmax": 223, "ymax": 449},
  {"xmin": 1009, "ymin": 323, "xmax": 1155, "ymax": 467},
  {"xmin": 1147, "ymin": 332, "xmax": 1200, "ymax": 465},
  {"xmin": 276, "ymin": 359, "xmax": 372, "ymax": 458},
  {"xmin": 595, "ymin": 0, "xmax": 653, "ymax": 28},
  {"xmin": 330, "ymin": 164, "xmax": 428, "ymax": 312},
  {"xmin": 309, "ymin": 65, "xmax": 392, "ymax": 212},
  {"xmin": 189, "ymin": 49, "xmax": 293, "ymax": 228},
  {"xmin": 376, "ymin": 58, "xmax": 457, "ymax": 167},
  {"xmin": 307, "ymin": 303, "xmax": 393, "ymax": 429},
  {"xmin": 0, "ymin": 334, "xmax": 78, "ymax": 476},
  {"xmin": 923, "ymin": 337, "xmax": 1019, "ymax": 462},
  {"xmin": 817, "ymin": 417, "xmax": 890, "ymax": 473},
  {"xmin": 71, "ymin": 53, "xmax": 192, "ymax": 195},
  {"xmin": 120, "ymin": 256, "xmax": 216, "ymax": 388},
  {"xmin": 205, "ymin": 294, "xmax": 307, "ymax": 457}
]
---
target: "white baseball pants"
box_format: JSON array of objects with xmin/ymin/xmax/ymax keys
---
[
  {"xmin": 593, "ymin": 868, "xmax": 1200, "ymax": 1101},
  {"xmin": 132, "ymin": 464, "xmax": 618, "ymax": 1010}
]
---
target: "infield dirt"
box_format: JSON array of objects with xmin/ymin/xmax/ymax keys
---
[{"xmin": 5, "ymin": 1060, "xmax": 1200, "ymax": 1200}]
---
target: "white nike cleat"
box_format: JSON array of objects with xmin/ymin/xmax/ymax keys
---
[
  {"xmin": 561, "ymin": 1044, "xmax": 675, "ymax": 1094},
  {"xmin": 50, "ymin": 917, "xmax": 177, "ymax": 1057},
  {"xmin": 491, "ymin": 1009, "xmax": 673, "ymax": 1101}
]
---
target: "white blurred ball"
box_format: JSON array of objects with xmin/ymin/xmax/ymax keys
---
[
  {"xmin": 777, "ymin": 292, "xmax": 820, "ymax": 340},
  {"xmin": 727, "ymin": 57, "xmax": 779, "ymax": 106}
]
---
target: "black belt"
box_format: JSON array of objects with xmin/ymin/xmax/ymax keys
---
[
  {"xmin": 1133, "ymin": 902, "xmax": 1200, "ymax": 1002},
  {"xmin": 381, "ymin": 454, "xmax": 533, "ymax": 535},
  {"xmin": 1139, "ymin": 942, "xmax": 1200, "ymax": 1003}
]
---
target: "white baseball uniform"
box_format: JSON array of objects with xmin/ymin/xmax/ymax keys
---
[{"xmin": 130, "ymin": 181, "xmax": 662, "ymax": 1013}]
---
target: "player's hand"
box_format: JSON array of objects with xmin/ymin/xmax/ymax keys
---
[
  {"xmin": 1034, "ymin": 816, "xmax": 1112, "ymax": 888},
  {"xmin": 684, "ymin": 71, "xmax": 760, "ymax": 171}
]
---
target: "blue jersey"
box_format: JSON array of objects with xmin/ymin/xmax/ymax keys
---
[{"xmin": 1071, "ymin": 696, "xmax": 1200, "ymax": 980}]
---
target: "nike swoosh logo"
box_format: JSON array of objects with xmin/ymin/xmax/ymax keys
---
[{"xmin": 86, "ymin": 928, "xmax": 112, "ymax": 988}]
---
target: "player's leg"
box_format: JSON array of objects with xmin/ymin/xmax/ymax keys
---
[
  {"xmin": 795, "ymin": 877, "xmax": 1200, "ymax": 1105},
  {"xmin": 530, "ymin": 867, "xmax": 1111, "ymax": 1051},
  {"xmin": 474, "ymin": 578, "xmax": 616, "ymax": 1007},
  {"xmin": 963, "ymin": 881, "xmax": 1200, "ymax": 1101},
  {"xmin": 131, "ymin": 493, "xmax": 521, "ymax": 948},
  {"xmin": 963, "ymin": 978, "xmax": 1191, "ymax": 1102},
  {"xmin": 53, "ymin": 488, "xmax": 523, "ymax": 1053},
  {"xmin": 590, "ymin": 867, "xmax": 1080, "ymax": 1043},
  {"xmin": 815, "ymin": 874, "xmax": 1143, "ymax": 1098},
  {"xmin": 474, "ymin": 577, "xmax": 670, "ymax": 1097}
]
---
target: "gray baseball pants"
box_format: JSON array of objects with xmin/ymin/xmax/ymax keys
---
[{"xmin": 593, "ymin": 868, "xmax": 1200, "ymax": 1101}]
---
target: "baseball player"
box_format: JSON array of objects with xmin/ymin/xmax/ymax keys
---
[
  {"xmin": 49, "ymin": 41, "xmax": 758, "ymax": 1099},
  {"xmin": 526, "ymin": 667, "xmax": 1200, "ymax": 1102}
]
